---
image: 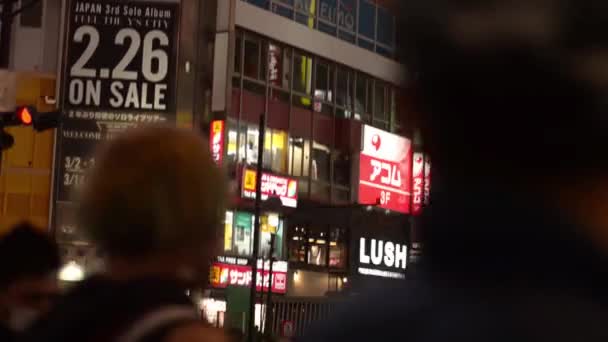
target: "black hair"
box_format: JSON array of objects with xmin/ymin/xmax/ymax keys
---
[{"xmin": 0, "ymin": 222, "xmax": 60, "ymax": 289}]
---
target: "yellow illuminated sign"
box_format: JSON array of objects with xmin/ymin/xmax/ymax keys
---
[{"xmin": 243, "ymin": 169, "xmax": 257, "ymax": 192}]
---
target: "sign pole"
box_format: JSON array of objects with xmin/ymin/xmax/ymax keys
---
[
  {"xmin": 248, "ymin": 112, "xmax": 266, "ymax": 342},
  {"xmin": 264, "ymin": 233, "xmax": 276, "ymax": 337}
]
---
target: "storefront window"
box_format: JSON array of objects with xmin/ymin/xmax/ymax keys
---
[
  {"xmin": 226, "ymin": 120, "xmax": 238, "ymax": 168},
  {"xmin": 225, "ymin": 211, "xmax": 284, "ymax": 259},
  {"xmin": 329, "ymin": 226, "xmax": 346, "ymax": 268},
  {"xmin": 224, "ymin": 211, "xmax": 234, "ymax": 252},
  {"xmin": 288, "ymin": 224, "xmax": 346, "ymax": 268},
  {"xmin": 288, "ymin": 137, "xmax": 311, "ymax": 178},
  {"xmin": 233, "ymin": 212, "xmax": 253, "ymax": 256},
  {"xmin": 259, "ymin": 213, "xmax": 283, "ymax": 258},
  {"xmin": 237, "ymin": 122, "xmax": 288, "ymax": 172}
]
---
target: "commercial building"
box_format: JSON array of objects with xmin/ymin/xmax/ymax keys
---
[
  {"xmin": 2, "ymin": 0, "xmax": 432, "ymax": 336},
  {"xmin": 202, "ymin": 0, "xmax": 431, "ymax": 334}
]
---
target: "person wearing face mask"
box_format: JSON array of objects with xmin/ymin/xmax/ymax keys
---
[
  {"xmin": 20, "ymin": 126, "xmax": 230, "ymax": 342},
  {"xmin": 0, "ymin": 222, "xmax": 60, "ymax": 341}
]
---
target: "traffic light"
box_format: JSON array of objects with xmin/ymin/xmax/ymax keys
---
[
  {"xmin": 16, "ymin": 106, "xmax": 33, "ymax": 126},
  {"xmin": 0, "ymin": 106, "xmax": 61, "ymax": 131},
  {"xmin": 0, "ymin": 106, "xmax": 61, "ymax": 150}
]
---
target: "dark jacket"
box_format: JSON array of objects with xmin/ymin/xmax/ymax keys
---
[
  {"xmin": 301, "ymin": 184, "xmax": 608, "ymax": 341},
  {"xmin": 19, "ymin": 276, "xmax": 197, "ymax": 342}
]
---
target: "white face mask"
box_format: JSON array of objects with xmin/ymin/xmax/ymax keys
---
[{"xmin": 9, "ymin": 307, "xmax": 40, "ymax": 332}]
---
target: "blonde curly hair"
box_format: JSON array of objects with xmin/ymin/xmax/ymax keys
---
[{"xmin": 78, "ymin": 126, "xmax": 226, "ymax": 258}]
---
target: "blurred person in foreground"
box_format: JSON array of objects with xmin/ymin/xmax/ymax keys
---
[
  {"xmin": 0, "ymin": 222, "xmax": 60, "ymax": 341},
  {"xmin": 303, "ymin": 0, "xmax": 608, "ymax": 341},
  {"xmin": 21, "ymin": 126, "xmax": 229, "ymax": 342}
]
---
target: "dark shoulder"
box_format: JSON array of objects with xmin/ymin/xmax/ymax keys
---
[{"xmin": 164, "ymin": 323, "xmax": 230, "ymax": 342}]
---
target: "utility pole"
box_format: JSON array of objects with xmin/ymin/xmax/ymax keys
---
[
  {"xmin": 0, "ymin": 0, "xmax": 16, "ymax": 68},
  {"xmin": 248, "ymin": 112, "xmax": 266, "ymax": 342}
]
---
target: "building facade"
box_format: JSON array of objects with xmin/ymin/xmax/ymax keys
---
[{"xmin": 202, "ymin": 0, "xmax": 428, "ymax": 334}]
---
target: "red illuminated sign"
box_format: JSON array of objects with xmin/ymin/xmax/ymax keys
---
[
  {"xmin": 358, "ymin": 125, "xmax": 412, "ymax": 214},
  {"xmin": 209, "ymin": 262, "xmax": 288, "ymax": 294},
  {"xmin": 412, "ymin": 152, "xmax": 424, "ymax": 216},
  {"xmin": 210, "ymin": 120, "xmax": 224, "ymax": 165},
  {"xmin": 242, "ymin": 168, "xmax": 298, "ymax": 208}
]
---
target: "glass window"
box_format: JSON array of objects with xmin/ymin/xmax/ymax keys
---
[
  {"xmin": 358, "ymin": 38, "xmax": 374, "ymax": 52},
  {"xmin": 248, "ymin": 0, "xmax": 269, "ymax": 10},
  {"xmin": 289, "ymin": 225, "xmax": 307, "ymax": 263},
  {"xmin": 314, "ymin": 61, "xmax": 334, "ymax": 115},
  {"xmin": 266, "ymin": 130, "xmax": 288, "ymax": 173},
  {"xmin": 307, "ymin": 226, "xmax": 328, "ymax": 266},
  {"xmin": 336, "ymin": 67, "xmax": 352, "ymax": 109},
  {"xmin": 332, "ymin": 150, "xmax": 350, "ymax": 186},
  {"xmin": 244, "ymin": 38, "xmax": 261, "ymax": 80},
  {"xmin": 293, "ymin": 52, "xmax": 313, "ymax": 95},
  {"xmin": 226, "ymin": 120, "xmax": 238, "ymax": 167},
  {"xmin": 233, "ymin": 212, "xmax": 254, "ymax": 256},
  {"xmin": 237, "ymin": 123, "xmax": 260, "ymax": 166},
  {"xmin": 288, "ymin": 224, "xmax": 345, "ymax": 268},
  {"xmin": 295, "ymin": 0, "xmax": 314, "ymax": 27},
  {"xmin": 355, "ymin": 73, "xmax": 368, "ymax": 117},
  {"xmin": 224, "ymin": 211, "xmax": 234, "ymax": 252},
  {"xmin": 273, "ymin": 0, "xmax": 295, "ymax": 19},
  {"xmin": 267, "ymin": 43, "xmax": 289, "ymax": 89},
  {"xmin": 374, "ymin": 83, "xmax": 387, "ymax": 121},
  {"xmin": 338, "ymin": 30, "xmax": 356, "ymax": 44},
  {"xmin": 358, "ymin": 0, "xmax": 376, "ymax": 39},
  {"xmin": 259, "ymin": 213, "xmax": 284, "ymax": 259},
  {"xmin": 289, "ymin": 137, "xmax": 311, "ymax": 177},
  {"xmin": 376, "ymin": 6, "xmax": 394, "ymax": 47},
  {"xmin": 311, "ymin": 141, "xmax": 330, "ymax": 182},
  {"xmin": 338, "ymin": 0, "xmax": 357, "ymax": 32},
  {"xmin": 318, "ymin": 0, "xmax": 337, "ymax": 25},
  {"xmin": 329, "ymin": 227, "xmax": 347, "ymax": 268}
]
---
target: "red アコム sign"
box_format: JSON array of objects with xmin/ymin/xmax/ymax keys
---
[{"xmin": 358, "ymin": 125, "xmax": 412, "ymax": 214}]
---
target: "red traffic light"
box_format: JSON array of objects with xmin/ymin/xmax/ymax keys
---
[{"xmin": 16, "ymin": 107, "xmax": 33, "ymax": 125}]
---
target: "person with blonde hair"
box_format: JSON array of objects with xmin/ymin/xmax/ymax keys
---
[{"xmin": 22, "ymin": 126, "xmax": 229, "ymax": 342}]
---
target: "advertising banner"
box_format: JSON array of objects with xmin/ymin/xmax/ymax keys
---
[
  {"xmin": 241, "ymin": 168, "xmax": 298, "ymax": 208},
  {"xmin": 209, "ymin": 256, "xmax": 288, "ymax": 294},
  {"xmin": 349, "ymin": 219, "xmax": 409, "ymax": 281},
  {"xmin": 54, "ymin": 0, "xmax": 180, "ymax": 241},
  {"xmin": 411, "ymin": 152, "xmax": 424, "ymax": 216},
  {"xmin": 358, "ymin": 125, "xmax": 412, "ymax": 214}
]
